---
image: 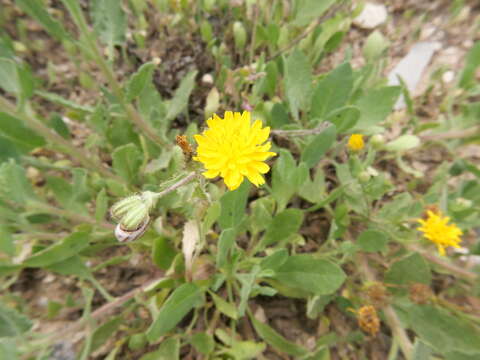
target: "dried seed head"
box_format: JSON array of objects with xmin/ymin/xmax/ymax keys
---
[
  {"xmin": 409, "ymin": 283, "xmax": 432, "ymax": 304},
  {"xmin": 357, "ymin": 305, "xmax": 380, "ymax": 336},
  {"xmin": 366, "ymin": 283, "xmax": 389, "ymax": 308},
  {"xmin": 176, "ymin": 135, "xmax": 193, "ymax": 159}
]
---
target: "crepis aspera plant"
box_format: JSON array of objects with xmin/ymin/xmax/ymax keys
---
[{"xmin": 0, "ymin": 1, "xmax": 480, "ymax": 359}]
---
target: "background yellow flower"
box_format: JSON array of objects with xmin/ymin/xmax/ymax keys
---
[
  {"xmin": 348, "ymin": 134, "xmax": 365, "ymax": 151},
  {"xmin": 417, "ymin": 210, "xmax": 463, "ymax": 256},
  {"xmin": 193, "ymin": 111, "xmax": 276, "ymax": 190}
]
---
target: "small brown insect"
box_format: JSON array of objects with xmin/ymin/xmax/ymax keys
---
[
  {"xmin": 357, "ymin": 305, "xmax": 380, "ymax": 336},
  {"xmin": 176, "ymin": 135, "xmax": 193, "ymax": 159}
]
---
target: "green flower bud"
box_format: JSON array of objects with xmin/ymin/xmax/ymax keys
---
[
  {"xmin": 110, "ymin": 191, "xmax": 158, "ymax": 238},
  {"xmin": 233, "ymin": 21, "xmax": 247, "ymax": 51},
  {"xmin": 370, "ymin": 134, "xmax": 385, "ymax": 149},
  {"xmin": 358, "ymin": 171, "xmax": 371, "ymax": 183}
]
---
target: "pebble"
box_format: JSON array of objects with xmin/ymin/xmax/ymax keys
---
[
  {"xmin": 442, "ymin": 70, "xmax": 455, "ymax": 83},
  {"xmin": 353, "ymin": 3, "xmax": 388, "ymax": 29}
]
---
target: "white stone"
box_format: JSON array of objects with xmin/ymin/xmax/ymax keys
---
[
  {"xmin": 388, "ymin": 42, "xmax": 441, "ymax": 109},
  {"xmin": 442, "ymin": 71, "xmax": 455, "ymax": 83},
  {"xmin": 353, "ymin": 3, "xmax": 387, "ymax": 29},
  {"xmin": 202, "ymin": 73, "xmax": 214, "ymax": 85}
]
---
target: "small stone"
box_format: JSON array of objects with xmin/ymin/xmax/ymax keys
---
[
  {"xmin": 202, "ymin": 73, "xmax": 214, "ymax": 85},
  {"xmin": 353, "ymin": 3, "xmax": 387, "ymax": 29},
  {"xmin": 442, "ymin": 71, "xmax": 455, "ymax": 84}
]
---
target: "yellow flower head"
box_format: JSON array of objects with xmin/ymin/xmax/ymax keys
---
[
  {"xmin": 348, "ymin": 134, "xmax": 365, "ymax": 151},
  {"xmin": 193, "ymin": 111, "xmax": 276, "ymax": 191},
  {"xmin": 417, "ymin": 210, "xmax": 463, "ymax": 256}
]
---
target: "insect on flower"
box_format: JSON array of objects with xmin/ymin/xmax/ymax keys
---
[{"xmin": 193, "ymin": 111, "xmax": 276, "ymax": 191}]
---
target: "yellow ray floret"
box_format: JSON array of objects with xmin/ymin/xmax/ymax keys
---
[
  {"xmin": 348, "ymin": 134, "xmax": 364, "ymax": 151},
  {"xmin": 417, "ymin": 210, "xmax": 463, "ymax": 256},
  {"xmin": 193, "ymin": 111, "xmax": 276, "ymax": 191}
]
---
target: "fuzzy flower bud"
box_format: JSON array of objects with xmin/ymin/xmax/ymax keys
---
[
  {"xmin": 110, "ymin": 191, "xmax": 158, "ymax": 241},
  {"xmin": 370, "ymin": 134, "xmax": 385, "ymax": 149}
]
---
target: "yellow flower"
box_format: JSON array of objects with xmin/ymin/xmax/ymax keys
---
[
  {"xmin": 348, "ymin": 134, "xmax": 364, "ymax": 151},
  {"xmin": 193, "ymin": 111, "xmax": 276, "ymax": 191},
  {"xmin": 417, "ymin": 210, "xmax": 463, "ymax": 256}
]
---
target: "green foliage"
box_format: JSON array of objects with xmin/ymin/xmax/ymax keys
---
[{"xmin": 0, "ymin": 1, "xmax": 479, "ymax": 359}]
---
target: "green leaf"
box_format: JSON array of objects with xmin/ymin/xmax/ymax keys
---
[
  {"xmin": 152, "ymin": 236, "xmax": 176, "ymax": 270},
  {"xmin": 91, "ymin": 0, "xmax": 127, "ymax": 49},
  {"xmin": 249, "ymin": 196, "xmax": 274, "ymax": 235},
  {"xmin": 260, "ymin": 249, "xmax": 289, "ymax": 271},
  {"xmin": 0, "ymin": 161, "xmax": 37, "ymax": 205},
  {"xmin": 24, "ymin": 231, "xmax": 91, "ymax": 268},
  {"xmin": 0, "ymin": 112, "xmax": 45, "ymax": 151},
  {"xmin": 357, "ymin": 229, "xmax": 389, "ymax": 252},
  {"xmin": 0, "ymin": 225, "xmax": 14, "ymax": 256},
  {"xmin": 15, "ymin": 0, "xmax": 69, "ymax": 41},
  {"xmin": 95, "ymin": 188, "xmax": 108, "ymax": 223},
  {"xmin": 459, "ymin": 41, "xmax": 480, "ymax": 89},
  {"xmin": 249, "ymin": 314, "xmax": 308, "ymax": 357},
  {"xmin": 363, "ymin": 30, "xmax": 389, "ymax": 61},
  {"xmin": 46, "ymin": 175, "xmax": 88, "ymax": 215},
  {"xmin": 311, "ymin": 63, "xmax": 353, "ymax": 119},
  {"xmin": 384, "ymin": 135, "xmax": 420, "ymax": 152},
  {"xmin": 408, "ymin": 305, "xmax": 480, "ymax": 355},
  {"xmin": 190, "ymin": 332, "xmax": 214, "ymax": 355},
  {"xmin": 0, "ymin": 339, "xmax": 18, "ymax": 359},
  {"xmin": 385, "ymin": 253, "xmax": 431, "ymax": 285},
  {"xmin": 126, "ymin": 62, "xmax": 156, "ymax": 101},
  {"xmin": 217, "ymin": 228, "xmax": 236, "ymax": 268},
  {"xmin": 210, "ymin": 292, "xmax": 238, "ymax": 320},
  {"xmin": 46, "ymin": 255, "xmax": 91, "ymax": 279},
  {"xmin": 293, "ymin": 0, "xmax": 335, "ymax": 26},
  {"xmin": 140, "ymin": 338, "xmax": 179, "ymax": 360},
  {"xmin": 273, "ymin": 254, "xmax": 346, "ymax": 295},
  {"xmin": 165, "ymin": 70, "xmax": 198, "ymax": 122},
  {"xmin": 0, "ymin": 58, "xmax": 20, "ymax": 94},
  {"xmin": 301, "ymin": 125, "xmax": 336, "ymax": 168},
  {"xmin": 0, "ymin": 302, "xmax": 32, "ymax": 337},
  {"xmin": 218, "ymin": 181, "xmax": 250, "ymax": 231},
  {"xmin": 261, "ymin": 209, "xmax": 304, "ymax": 247},
  {"xmin": 285, "ymin": 49, "xmax": 312, "ymax": 120},
  {"xmin": 91, "ymin": 316, "xmax": 122, "ymax": 352},
  {"xmin": 35, "ymin": 91, "xmax": 94, "ymax": 113},
  {"xmin": 112, "ymin": 143, "xmax": 142, "ymax": 183},
  {"xmin": 326, "ymin": 106, "xmax": 360, "ymax": 133},
  {"xmin": 354, "ymin": 86, "xmax": 401, "ymax": 130},
  {"xmin": 146, "ymin": 283, "xmax": 203, "ymax": 342},
  {"xmin": 412, "ymin": 338, "xmax": 433, "ymax": 360},
  {"xmin": 202, "ymin": 200, "xmax": 221, "ymax": 233},
  {"xmin": 50, "ymin": 113, "xmax": 70, "ymax": 139},
  {"xmin": 0, "ymin": 136, "xmax": 20, "ymax": 163},
  {"xmin": 271, "ymin": 150, "xmax": 308, "ymax": 211}
]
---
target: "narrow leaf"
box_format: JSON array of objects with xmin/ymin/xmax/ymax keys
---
[{"xmin": 146, "ymin": 283, "xmax": 202, "ymax": 342}]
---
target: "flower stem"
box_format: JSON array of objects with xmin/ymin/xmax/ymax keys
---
[{"xmin": 152, "ymin": 172, "xmax": 198, "ymax": 199}]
